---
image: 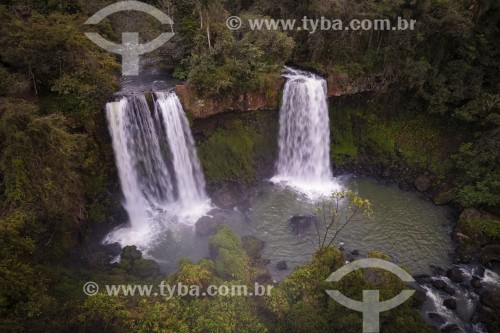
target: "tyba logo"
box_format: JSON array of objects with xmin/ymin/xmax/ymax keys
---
[
  {"xmin": 326, "ymin": 258, "xmax": 415, "ymax": 333},
  {"xmin": 85, "ymin": 1, "xmax": 174, "ymax": 75}
]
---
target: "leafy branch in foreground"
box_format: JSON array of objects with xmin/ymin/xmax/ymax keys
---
[{"xmin": 314, "ymin": 190, "xmax": 373, "ymax": 250}]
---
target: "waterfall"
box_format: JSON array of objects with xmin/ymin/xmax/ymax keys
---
[
  {"xmin": 155, "ymin": 92, "xmax": 209, "ymax": 216},
  {"xmin": 104, "ymin": 92, "xmax": 210, "ymax": 248},
  {"xmin": 272, "ymin": 67, "xmax": 339, "ymax": 196}
]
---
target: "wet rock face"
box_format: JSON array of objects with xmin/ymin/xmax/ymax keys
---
[
  {"xmin": 175, "ymin": 82, "xmax": 282, "ymax": 119},
  {"xmin": 443, "ymin": 298, "xmax": 457, "ymax": 310},
  {"xmin": 471, "ymin": 276, "xmax": 483, "ymax": 289},
  {"xmin": 428, "ymin": 312, "xmax": 446, "ymax": 324},
  {"xmin": 432, "ymin": 279, "xmax": 447, "ymax": 289},
  {"xmin": 446, "ymin": 267, "xmax": 464, "ymax": 284}
]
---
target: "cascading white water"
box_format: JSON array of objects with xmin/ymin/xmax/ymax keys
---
[
  {"xmin": 155, "ymin": 92, "xmax": 209, "ymax": 217},
  {"xmin": 272, "ymin": 67, "xmax": 339, "ymax": 196},
  {"xmin": 104, "ymin": 92, "xmax": 210, "ymax": 249}
]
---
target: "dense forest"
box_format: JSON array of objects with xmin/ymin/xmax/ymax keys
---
[{"xmin": 0, "ymin": 0, "xmax": 499, "ymax": 332}]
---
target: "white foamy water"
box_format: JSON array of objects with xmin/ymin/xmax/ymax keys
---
[
  {"xmin": 155, "ymin": 92, "xmax": 210, "ymax": 218},
  {"xmin": 271, "ymin": 67, "xmax": 340, "ymax": 197},
  {"xmin": 104, "ymin": 92, "xmax": 210, "ymax": 251}
]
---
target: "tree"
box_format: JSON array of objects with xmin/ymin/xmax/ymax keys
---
[{"xmin": 314, "ymin": 190, "xmax": 372, "ymax": 249}]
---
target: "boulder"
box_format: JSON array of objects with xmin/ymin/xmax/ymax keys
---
[
  {"xmin": 351, "ymin": 250, "xmax": 360, "ymax": 256},
  {"xmin": 103, "ymin": 242, "xmax": 123, "ymax": 257},
  {"xmin": 121, "ymin": 245, "xmax": 142, "ymax": 261},
  {"xmin": 479, "ymin": 244, "xmax": 500, "ymax": 266},
  {"xmin": 446, "ymin": 267, "xmax": 464, "ymax": 283},
  {"xmin": 211, "ymin": 183, "xmax": 242, "ymax": 209},
  {"xmin": 414, "ymin": 274, "xmax": 432, "ymax": 284},
  {"xmin": 443, "ymin": 298, "xmax": 457, "ymax": 310},
  {"xmin": 289, "ymin": 215, "xmax": 318, "ymax": 235},
  {"xmin": 444, "ymin": 285, "xmax": 456, "ymax": 295},
  {"xmin": 428, "ymin": 312, "xmax": 446, "ymax": 325},
  {"xmin": 440, "ymin": 324, "xmax": 460, "ymax": 332},
  {"xmin": 195, "ymin": 215, "xmax": 223, "ymax": 236},
  {"xmin": 414, "ymin": 174, "xmax": 433, "ymax": 192},
  {"xmin": 276, "ymin": 260, "xmax": 288, "ymax": 270},
  {"xmin": 432, "ymin": 279, "xmax": 447, "ymax": 290},
  {"xmin": 471, "ymin": 276, "xmax": 482, "ymax": 289},
  {"xmin": 241, "ymin": 235, "xmax": 265, "ymax": 259}
]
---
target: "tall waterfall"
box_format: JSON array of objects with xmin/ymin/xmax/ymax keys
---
[
  {"xmin": 155, "ymin": 92, "xmax": 208, "ymax": 215},
  {"xmin": 105, "ymin": 92, "xmax": 210, "ymax": 248},
  {"xmin": 272, "ymin": 67, "xmax": 338, "ymax": 196}
]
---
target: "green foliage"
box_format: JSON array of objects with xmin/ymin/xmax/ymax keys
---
[
  {"xmin": 182, "ymin": 8, "xmax": 294, "ymax": 97},
  {"xmin": 0, "ymin": 8, "xmax": 119, "ymax": 119},
  {"xmin": 330, "ymin": 106, "xmax": 360, "ymax": 165},
  {"xmin": 169, "ymin": 259, "xmax": 214, "ymax": 287},
  {"xmin": 208, "ymin": 226, "xmax": 248, "ymax": 280},
  {"xmin": 265, "ymin": 248, "xmax": 433, "ymax": 333},
  {"xmin": 0, "ymin": 99, "xmax": 85, "ymax": 228},
  {"xmin": 198, "ymin": 120, "xmax": 256, "ymax": 184},
  {"xmin": 0, "ymin": 210, "xmax": 54, "ymax": 331},
  {"xmin": 459, "ymin": 214, "xmax": 500, "ymax": 241},
  {"xmin": 315, "ymin": 190, "xmax": 372, "ymax": 249},
  {"xmin": 136, "ymin": 299, "xmax": 189, "ymax": 333},
  {"xmin": 198, "ymin": 110, "xmax": 278, "ymax": 185},
  {"xmin": 186, "ymin": 296, "xmax": 268, "ymax": 333},
  {"xmin": 79, "ymin": 293, "xmax": 134, "ymax": 333},
  {"xmin": 285, "ymin": 301, "xmax": 329, "ymax": 333},
  {"xmin": 330, "ymin": 101, "xmax": 455, "ymax": 175},
  {"xmin": 453, "ymin": 132, "xmax": 500, "ymax": 208}
]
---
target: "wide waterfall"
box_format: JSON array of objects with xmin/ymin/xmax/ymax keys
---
[
  {"xmin": 104, "ymin": 92, "xmax": 210, "ymax": 249},
  {"xmin": 272, "ymin": 67, "xmax": 339, "ymax": 196}
]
